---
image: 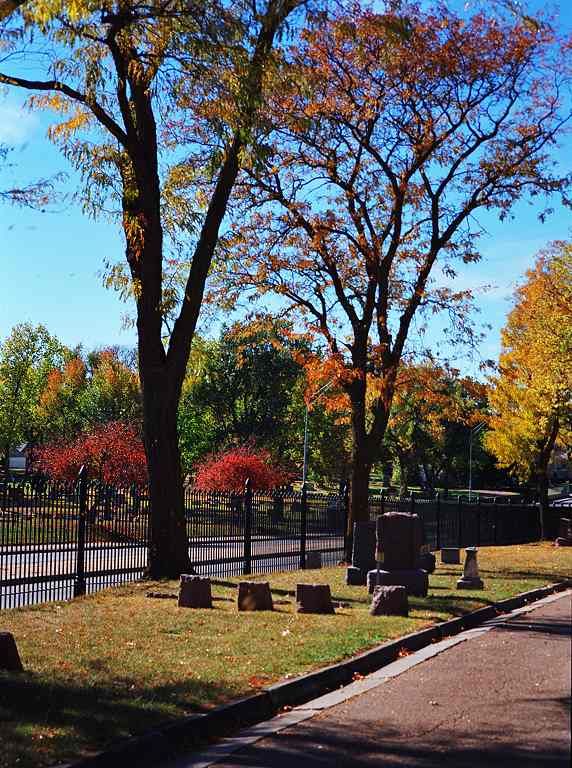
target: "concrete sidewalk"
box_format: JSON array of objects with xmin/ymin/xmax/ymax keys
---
[{"xmin": 167, "ymin": 591, "xmax": 571, "ymax": 768}]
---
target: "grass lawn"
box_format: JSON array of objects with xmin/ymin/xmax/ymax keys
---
[{"xmin": 1, "ymin": 542, "xmax": 571, "ymax": 768}]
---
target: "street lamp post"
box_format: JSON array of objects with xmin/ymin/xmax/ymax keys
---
[
  {"xmin": 302, "ymin": 380, "xmax": 334, "ymax": 488},
  {"xmin": 468, "ymin": 422, "xmax": 486, "ymax": 502}
]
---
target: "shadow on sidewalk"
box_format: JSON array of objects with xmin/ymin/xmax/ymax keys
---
[
  {"xmin": 492, "ymin": 617, "xmax": 571, "ymax": 637},
  {"xmin": 217, "ymin": 719, "xmax": 571, "ymax": 768}
]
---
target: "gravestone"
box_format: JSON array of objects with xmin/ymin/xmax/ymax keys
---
[
  {"xmin": 418, "ymin": 550, "xmax": 436, "ymax": 573},
  {"xmin": 178, "ymin": 574, "xmax": 213, "ymax": 609},
  {"xmin": 441, "ymin": 547, "xmax": 461, "ymax": 564},
  {"xmin": 555, "ymin": 517, "xmax": 572, "ymax": 547},
  {"xmin": 237, "ymin": 581, "xmax": 274, "ymax": 611},
  {"xmin": 305, "ymin": 551, "xmax": 322, "ymax": 569},
  {"xmin": 367, "ymin": 568, "xmax": 428, "ymax": 597},
  {"xmin": 346, "ymin": 521, "xmax": 376, "ymax": 585},
  {"xmin": 456, "ymin": 547, "xmax": 484, "ymax": 589},
  {"xmin": 0, "ymin": 632, "xmax": 23, "ymax": 672},
  {"xmin": 296, "ymin": 583, "xmax": 335, "ymax": 614},
  {"xmin": 370, "ymin": 585, "xmax": 409, "ymax": 617},
  {"xmin": 367, "ymin": 513, "xmax": 429, "ymax": 597}
]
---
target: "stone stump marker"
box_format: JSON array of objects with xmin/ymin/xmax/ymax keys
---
[
  {"xmin": 555, "ymin": 517, "xmax": 572, "ymax": 547},
  {"xmin": 0, "ymin": 632, "xmax": 23, "ymax": 672},
  {"xmin": 305, "ymin": 551, "xmax": 322, "ymax": 569},
  {"xmin": 457, "ymin": 547, "xmax": 484, "ymax": 589},
  {"xmin": 178, "ymin": 574, "xmax": 213, "ymax": 609},
  {"xmin": 346, "ymin": 521, "xmax": 376, "ymax": 585},
  {"xmin": 238, "ymin": 581, "xmax": 274, "ymax": 611},
  {"xmin": 296, "ymin": 583, "xmax": 335, "ymax": 614},
  {"xmin": 370, "ymin": 585, "xmax": 409, "ymax": 617},
  {"xmin": 441, "ymin": 547, "xmax": 461, "ymax": 565}
]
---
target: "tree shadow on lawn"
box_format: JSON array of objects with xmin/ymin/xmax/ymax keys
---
[{"xmin": 0, "ymin": 670, "xmax": 239, "ymax": 768}]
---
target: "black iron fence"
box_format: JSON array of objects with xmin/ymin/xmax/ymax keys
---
[{"xmin": 0, "ymin": 474, "xmax": 558, "ymax": 610}]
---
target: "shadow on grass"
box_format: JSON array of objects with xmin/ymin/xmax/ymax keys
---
[{"xmin": 0, "ymin": 670, "xmax": 239, "ymax": 768}]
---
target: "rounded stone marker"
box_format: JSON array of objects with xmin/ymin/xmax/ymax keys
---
[
  {"xmin": 296, "ymin": 583, "xmax": 335, "ymax": 614},
  {"xmin": 178, "ymin": 574, "xmax": 213, "ymax": 608},
  {"xmin": 370, "ymin": 585, "xmax": 409, "ymax": 617},
  {"xmin": 238, "ymin": 581, "xmax": 274, "ymax": 611},
  {"xmin": 0, "ymin": 632, "xmax": 24, "ymax": 672}
]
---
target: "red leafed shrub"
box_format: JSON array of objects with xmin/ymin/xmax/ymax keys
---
[
  {"xmin": 34, "ymin": 422, "xmax": 147, "ymax": 486},
  {"xmin": 194, "ymin": 446, "xmax": 291, "ymax": 491}
]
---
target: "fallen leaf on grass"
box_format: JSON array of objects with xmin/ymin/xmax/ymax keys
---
[{"xmin": 248, "ymin": 675, "xmax": 271, "ymax": 688}]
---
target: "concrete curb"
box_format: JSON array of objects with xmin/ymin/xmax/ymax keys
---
[{"xmin": 62, "ymin": 578, "xmax": 572, "ymax": 768}]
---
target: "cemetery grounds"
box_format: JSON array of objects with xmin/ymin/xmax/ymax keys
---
[{"xmin": 0, "ymin": 542, "xmax": 571, "ymax": 768}]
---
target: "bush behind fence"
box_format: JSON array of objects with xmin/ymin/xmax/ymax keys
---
[{"xmin": 0, "ymin": 474, "xmax": 556, "ymax": 609}]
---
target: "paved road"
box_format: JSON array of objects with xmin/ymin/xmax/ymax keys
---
[{"xmin": 168, "ymin": 591, "xmax": 572, "ymax": 768}]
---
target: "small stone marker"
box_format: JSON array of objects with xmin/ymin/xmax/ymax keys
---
[
  {"xmin": 237, "ymin": 581, "xmax": 274, "ymax": 611},
  {"xmin": 178, "ymin": 574, "xmax": 213, "ymax": 609},
  {"xmin": 305, "ymin": 551, "xmax": 322, "ymax": 569},
  {"xmin": 0, "ymin": 632, "xmax": 23, "ymax": 672},
  {"xmin": 456, "ymin": 547, "xmax": 484, "ymax": 590},
  {"xmin": 441, "ymin": 547, "xmax": 461, "ymax": 564},
  {"xmin": 346, "ymin": 521, "xmax": 376, "ymax": 585},
  {"xmin": 370, "ymin": 585, "xmax": 409, "ymax": 617},
  {"xmin": 296, "ymin": 583, "xmax": 335, "ymax": 614},
  {"xmin": 555, "ymin": 517, "xmax": 572, "ymax": 547}
]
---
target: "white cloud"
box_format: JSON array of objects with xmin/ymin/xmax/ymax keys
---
[{"xmin": 0, "ymin": 102, "xmax": 40, "ymax": 144}]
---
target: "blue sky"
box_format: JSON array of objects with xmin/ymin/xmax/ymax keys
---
[{"xmin": 1, "ymin": 1, "xmax": 571, "ymax": 375}]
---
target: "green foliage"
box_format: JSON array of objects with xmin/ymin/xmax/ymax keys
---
[{"xmin": 0, "ymin": 323, "xmax": 67, "ymax": 461}]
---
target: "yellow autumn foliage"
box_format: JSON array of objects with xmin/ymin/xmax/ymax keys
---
[{"xmin": 485, "ymin": 241, "xmax": 572, "ymax": 481}]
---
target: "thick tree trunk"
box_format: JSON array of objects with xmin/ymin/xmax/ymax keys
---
[
  {"xmin": 398, "ymin": 453, "xmax": 409, "ymax": 496},
  {"xmin": 346, "ymin": 384, "xmax": 372, "ymax": 560},
  {"xmin": 142, "ymin": 372, "xmax": 190, "ymax": 578},
  {"xmin": 536, "ymin": 470, "xmax": 549, "ymax": 541},
  {"xmin": 535, "ymin": 417, "xmax": 560, "ymax": 540}
]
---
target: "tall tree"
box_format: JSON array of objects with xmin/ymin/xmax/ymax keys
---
[
  {"xmin": 485, "ymin": 242, "xmax": 572, "ymax": 535},
  {"xmin": 0, "ymin": 323, "xmax": 66, "ymax": 468},
  {"xmin": 220, "ymin": 2, "xmax": 572, "ymax": 553},
  {"xmin": 0, "ymin": 0, "xmax": 305, "ymax": 576}
]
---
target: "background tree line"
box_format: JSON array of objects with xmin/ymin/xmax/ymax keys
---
[{"xmin": 1, "ymin": 316, "xmax": 538, "ymax": 495}]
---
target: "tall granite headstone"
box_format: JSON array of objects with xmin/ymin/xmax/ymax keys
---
[
  {"xmin": 367, "ymin": 512, "xmax": 429, "ymax": 597},
  {"xmin": 346, "ymin": 521, "xmax": 376, "ymax": 585}
]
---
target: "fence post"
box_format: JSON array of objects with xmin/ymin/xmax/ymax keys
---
[
  {"xmin": 243, "ymin": 478, "xmax": 252, "ymax": 575},
  {"xmin": 476, "ymin": 493, "xmax": 481, "ymax": 547},
  {"xmin": 342, "ymin": 480, "xmax": 350, "ymax": 559},
  {"xmin": 493, "ymin": 497, "xmax": 499, "ymax": 544},
  {"xmin": 74, "ymin": 465, "xmax": 88, "ymax": 598},
  {"xmin": 436, "ymin": 492, "xmax": 441, "ymax": 551},
  {"xmin": 380, "ymin": 487, "xmax": 385, "ymax": 515},
  {"xmin": 410, "ymin": 493, "xmax": 415, "ymax": 516},
  {"xmin": 457, "ymin": 495, "xmax": 462, "ymax": 548},
  {"xmin": 300, "ymin": 483, "xmax": 308, "ymax": 570}
]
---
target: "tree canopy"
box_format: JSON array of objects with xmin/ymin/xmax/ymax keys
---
[
  {"xmin": 485, "ymin": 241, "xmax": 572, "ymax": 527},
  {"xmin": 218, "ymin": 1, "xmax": 572, "ymax": 548}
]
